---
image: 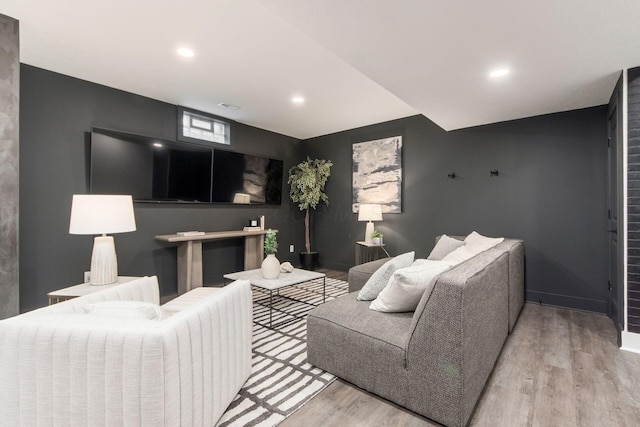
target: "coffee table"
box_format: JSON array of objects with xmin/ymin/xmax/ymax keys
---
[{"xmin": 224, "ymin": 268, "xmax": 326, "ymax": 328}]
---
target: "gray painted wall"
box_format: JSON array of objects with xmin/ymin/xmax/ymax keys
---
[
  {"xmin": 19, "ymin": 63, "xmax": 609, "ymax": 314},
  {"xmin": 0, "ymin": 15, "xmax": 19, "ymax": 319},
  {"xmin": 303, "ymin": 110, "xmax": 609, "ymax": 313},
  {"xmin": 20, "ymin": 65, "xmax": 304, "ymax": 312}
]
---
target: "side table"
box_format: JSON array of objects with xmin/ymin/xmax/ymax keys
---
[
  {"xmin": 355, "ymin": 241, "xmax": 391, "ymax": 265},
  {"xmin": 47, "ymin": 276, "xmax": 140, "ymax": 305}
]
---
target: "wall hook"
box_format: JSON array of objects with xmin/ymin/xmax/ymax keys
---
[
  {"xmin": 490, "ymin": 170, "xmax": 500, "ymax": 177},
  {"xmin": 447, "ymin": 172, "xmax": 457, "ymax": 179}
]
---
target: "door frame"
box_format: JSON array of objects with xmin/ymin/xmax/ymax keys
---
[{"xmin": 607, "ymin": 74, "xmax": 625, "ymax": 342}]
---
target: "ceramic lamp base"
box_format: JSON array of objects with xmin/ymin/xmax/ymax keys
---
[
  {"xmin": 90, "ymin": 235, "xmax": 118, "ymax": 285},
  {"xmin": 364, "ymin": 221, "xmax": 375, "ymax": 244}
]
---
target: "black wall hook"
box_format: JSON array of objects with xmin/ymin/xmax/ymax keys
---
[
  {"xmin": 490, "ymin": 170, "xmax": 500, "ymax": 177},
  {"xmin": 448, "ymin": 172, "xmax": 457, "ymax": 179}
]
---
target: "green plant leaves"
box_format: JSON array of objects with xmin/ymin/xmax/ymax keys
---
[{"xmin": 287, "ymin": 157, "xmax": 332, "ymax": 211}]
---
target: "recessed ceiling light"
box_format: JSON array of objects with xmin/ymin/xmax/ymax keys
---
[
  {"xmin": 489, "ymin": 68, "xmax": 510, "ymax": 78},
  {"xmin": 218, "ymin": 102, "xmax": 240, "ymax": 110},
  {"xmin": 153, "ymin": 142, "xmax": 163, "ymax": 148},
  {"xmin": 177, "ymin": 47, "xmax": 194, "ymax": 58},
  {"xmin": 292, "ymin": 96, "xmax": 305, "ymax": 104}
]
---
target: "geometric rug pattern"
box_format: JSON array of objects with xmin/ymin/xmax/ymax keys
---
[{"xmin": 216, "ymin": 277, "xmax": 349, "ymax": 427}]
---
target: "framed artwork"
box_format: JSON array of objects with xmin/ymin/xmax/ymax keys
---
[{"xmin": 352, "ymin": 136, "xmax": 402, "ymax": 213}]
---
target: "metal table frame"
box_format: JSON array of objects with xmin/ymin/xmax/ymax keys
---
[
  {"xmin": 252, "ymin": 276, "xmax": 326, "ymax": 328},
  {"xmin": 223, "ymin": 268, "xmax": 327, "ymax": 328}
]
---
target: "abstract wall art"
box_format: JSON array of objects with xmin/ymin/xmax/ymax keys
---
[{"xmin": 352, "ymin": 136, "xmax": 402, "ymax": 213}]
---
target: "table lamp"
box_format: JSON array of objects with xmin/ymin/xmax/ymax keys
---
[
  {"xmin": 358, "ymin": 203, "xmax": 382, "ymax": 244},
  {"xmin": 69, "ymin": 195, "xmax": 137, "ymax": 285}
]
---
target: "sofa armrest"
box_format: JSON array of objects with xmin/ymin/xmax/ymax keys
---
[
  {"xmin": 160, "ymin": 279, "xmax": 253, "ymax": 425},
  {"xmin": 0, "ymin": 279, "xmax": 253, "ymax": 427},
  {"xmin": 348, "ymin": 258, "xmax": 389, "ymax": 292},
  {"xmin": 405, "ymin": 250, "xmax": 509, "ymax": 427}
]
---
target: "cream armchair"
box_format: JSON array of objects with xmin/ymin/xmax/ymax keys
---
[{"xmin": 0, "ymin": 276, "xmax": 252, "ymax": 426}]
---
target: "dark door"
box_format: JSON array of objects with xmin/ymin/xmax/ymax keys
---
[{"xmin": 607, "ymin": 90, "xmax": 623, "ymax": 337}]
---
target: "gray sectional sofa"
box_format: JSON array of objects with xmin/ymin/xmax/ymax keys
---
[{"xmin": 306, "ymin": 238, "xmax": 524, "ymax": 427}]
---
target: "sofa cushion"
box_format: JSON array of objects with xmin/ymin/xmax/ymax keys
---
[
  {"xmin": 357, "ymin": 251, "xmax": 415, "ymax": 301},
  {"xmin": 464, "ymin": 231, "xmax": 504, "ymax": 251},
  {"xmin": 442, "ymin": 232, "xmax": 504, "ymax": 264},
  {"xmin": 348, "ymin": 258, "xmax": 388, "ymax": 293},
  {"xmin": 84, "ymin": 300, "xmax": 167, "ymax": 320},
  {"xmin": 370, "ymin": 260, "xmax": 455, "ymax": 312},
  {"xmin": 161, "ymin": 286, "xmax": 221, "ymax": 315},
  {"xmin": 427, "ymin": 234, "xmax": 465, "ymax": 260},
  {"xmin": 309, "ymin": 292, "xmax": 412, "ymax": 351},
  {"xmin": 307, "ymin": 293, "xmax": 413, "ymax": 405}
]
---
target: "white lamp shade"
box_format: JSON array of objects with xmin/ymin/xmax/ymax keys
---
[
  {"xmin": 358, "ymin": 204, "xmax": 383, "ymax": 222},
  {"xmin": 69, "ymin": 195, "xmax": 137, "ymax": 235}
]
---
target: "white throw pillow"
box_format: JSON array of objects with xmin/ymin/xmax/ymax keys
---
[
  {"xmin": 357, "ymin": 251, "xmax": 415, "ymax": 301},
  {"xmin": 442, "ymin": 231, "xmax": 504, "ymax": 264},
  {"xmin": 369, "ymin": 260, "xmax": 455, "ymax": 312},
  {"xmin": 427, "ymin": 234, "xmax": 465, "ymax": 260},
  {"xmin": 84, "ymin": 300, "xmax": 167, "ymax": 320},
  {"xmin": 464, "ymin": 231, "xmax": 504, "ymax": 252},
  {"xmin": 441, "ymin": 245, "xmax": 476, "ymax": 264}
]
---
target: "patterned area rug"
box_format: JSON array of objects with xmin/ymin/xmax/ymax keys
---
[{"xmin": 216, "ymin": 277, "xmax": 349, "ymax": 427}]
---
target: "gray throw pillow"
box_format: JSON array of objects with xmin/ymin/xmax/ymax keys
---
[
  {"xmin": 427, "ymin": 234, "xmax": 465, "ymax": 260},
  {"xmin": 357, "ymin": 251, "xmax": 415, "ymax": 301}
]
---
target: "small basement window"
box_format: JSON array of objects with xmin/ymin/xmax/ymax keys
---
[{"xmin": 178, "ymin": 107, "xmax": 231, "ymax": 145}]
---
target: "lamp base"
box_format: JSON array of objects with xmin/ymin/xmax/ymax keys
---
[
  {"xmin": 90, "ymin": 235, "xmax": 118, "ymax": 285},
  {"xmin": 364, "ymin": 221, "xmax": 375, "ymax": 244}
]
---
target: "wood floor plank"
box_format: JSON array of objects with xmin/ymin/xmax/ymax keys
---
[
  {"xmin": 283, "ymin": 270, "xmax": 640, "ymax": 427},
  {"xmin": 531, "ymin": 365, "xmax": 577, "ymax": 427}
]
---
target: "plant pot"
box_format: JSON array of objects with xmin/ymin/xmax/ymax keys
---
[
  {"xmin": 371, "ymin": 237, "xmax": 381, "ymax": 245},
  {"xmin": 261, "ymin": 254, "xmax": 280, "ymax": 279},
  {"xmin": 299, "ymin": 252, "xmax": 319, "ymax": 271}
]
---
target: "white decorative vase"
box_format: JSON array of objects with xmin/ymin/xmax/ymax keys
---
[{"xmin": 262, "ymin": 254, "xmax": 280, "ymax": 279}]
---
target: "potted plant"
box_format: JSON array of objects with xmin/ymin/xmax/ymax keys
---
[
  {"xmin": 288, "ymin": 157, "xmax": 332, "ymax": 270},
  {"xmin": 261, "ymin": 229, "xmax": 280, "ymax": 279},
  {"xmin": 371, "ymin": 230, "xmax": 383, "ymax": 245}
]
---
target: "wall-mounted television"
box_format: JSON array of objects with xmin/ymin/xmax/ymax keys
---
[{"xmin": 90, "ymin": 128, "xmax": 283, "ymax": 204}]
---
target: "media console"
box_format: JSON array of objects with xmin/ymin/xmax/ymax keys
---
[{"xmin": 155, "ymin": 229, "xmax": 277, "ymax": 294}]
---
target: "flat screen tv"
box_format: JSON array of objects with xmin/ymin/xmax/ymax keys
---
[{"xmin": 90, "ymin": 128, "xmax": 283, "ymax": 204}]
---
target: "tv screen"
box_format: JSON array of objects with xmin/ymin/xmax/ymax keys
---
[
  {"xmin": 90, "ymin": 128, "xmax": 282, "ymax": 205},
  {"xmin": 212, "ymin": 150, "xmax": 283, "ymax": 204}
]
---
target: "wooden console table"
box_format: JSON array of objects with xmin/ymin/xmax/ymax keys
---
[{"xmin": 155, "ymin": 230, "xmax": 277, "ymax": 295}]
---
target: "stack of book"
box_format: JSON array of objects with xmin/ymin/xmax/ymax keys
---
[{"xmin": 177, "ymin": 231, "xmax": 206, "ymax": 236}]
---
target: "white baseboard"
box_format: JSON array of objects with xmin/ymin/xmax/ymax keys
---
[{"xmin": 621, "ymin": 331, "xmax": 640, "ymax": 354}]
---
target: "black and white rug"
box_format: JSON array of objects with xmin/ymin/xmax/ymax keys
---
[{"xmin": 216, "ymin": 277, "xmax": 349, "ymax": 427}]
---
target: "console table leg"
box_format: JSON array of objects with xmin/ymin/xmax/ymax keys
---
[
  {"xmin": 177, "ymin": 241, "xmax": 203, "ymax": 295},
  {"xmin": 244, "ymin": 235, "xmax": 265, "ymax": 270}
]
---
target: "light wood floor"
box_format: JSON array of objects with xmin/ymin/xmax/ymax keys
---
[{"xmin": 282, "ymin": 270, "xmax": 640, "ymax": 427}]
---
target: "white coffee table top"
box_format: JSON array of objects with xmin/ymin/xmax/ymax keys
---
[{"xmin": 224, "ymin": 268, "xmax": 325, "ymax": 291}]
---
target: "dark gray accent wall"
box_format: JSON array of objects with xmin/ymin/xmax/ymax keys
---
[
  {"xmin": 19, "ymin": 62, "xmax": 609, "ymax": 314},
  {"xmin": 303, "ymin": 109, "xmax": 608, "ymax": 313},
  {"xmin": 627, "ymin": 67, "xmax": 640, "ymax": 333},
  {"xmin": 0, "ymin": 15, "xmax": 19, "ymax": 319},
  {"xmin": 20, "ymin": 65, "xmax": 303, "ymax": 312}
]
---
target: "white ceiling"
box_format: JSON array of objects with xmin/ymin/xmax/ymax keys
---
[{"xmin": 3, "ymin": 0, "xmax": 640, "ymax": 139}]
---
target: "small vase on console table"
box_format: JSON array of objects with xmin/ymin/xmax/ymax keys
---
[{"xmin": 261, "ymin": 254, "xmax": 281, "ymax": 279}]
